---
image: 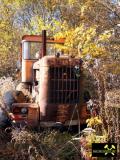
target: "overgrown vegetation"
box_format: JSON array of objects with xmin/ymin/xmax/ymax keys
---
[
  {"xmin": 0, "ymin": 128, "xmax": 81, "ymax": 160},
  {"xmin": 0, "ymin": 0, "xmax": 120, "ymax": 159},
  {"xmin": 0, "ymin": 0, "xmax": 120, "ymax": 76}
]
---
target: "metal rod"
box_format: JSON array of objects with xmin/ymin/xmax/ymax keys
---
[
  {"xmin": 41, "ymin": 30, "xmax": 46, "ymax": 57},
  {"xmin": 69, "ymin": 66, "xmax": 72, "ymax": 104},
  {"xmin": 54, "ymin": 67, "xmax": 55, "ymax": 103},
  {"xmin": 57, "ymin": 67, "xmax": 60, "ymax": 102},
  {"xmin": 77, "ymin": 78, "xmax": 79, "ymax": 102},
  {"xmin": 73, "ymin": 68, "xmax": 75, "ymax": 102},
  {"xmin": 65, "ymin": 67, "xmax": 67, "ymax": 103},
  {"xmin": 57, "ymin": 67, "xmax": 59, "ymax": 103},
  {"xmin": 62, "ymin": 67, "xmax": 64, "ymax": 103}
]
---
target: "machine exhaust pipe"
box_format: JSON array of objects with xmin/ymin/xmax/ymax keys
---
[{"xmin": 41, "ymin": 30, "xmax": 46, "ymax": 57}]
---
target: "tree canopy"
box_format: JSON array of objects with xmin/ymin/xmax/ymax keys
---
[{"xmin": 0, "ymin": 0, "xmax": 120, "ymax": 76}]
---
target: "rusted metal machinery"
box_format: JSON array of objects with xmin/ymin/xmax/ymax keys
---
[{"xmin": 12, "ymin": 30, "xmax": 90, "ymax": 128}]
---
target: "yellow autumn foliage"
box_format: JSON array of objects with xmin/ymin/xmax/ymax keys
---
[
  {"xmin": 86, "ymin": 116, "xmax": 102, "ymax": 127},
  {"xmin": 0, "ymin": 0, "xmax": 119, "ymax": 76}
]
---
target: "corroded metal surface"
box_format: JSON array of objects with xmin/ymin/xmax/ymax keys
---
[
  {"xmin": 38, "ymin": 55, "xmax": 87, "ymax": 124},
  {"xmin": 22, "ymin": 59, "xmax": 36, "ymax": 82},
  {"xmin": 38, "ymin": 55, "xmax": 82, "ymax": 67},
  {"xmin": 13, "ymin": 30, "xmax": 89, "ymax": 127},
  {"xmin": 41, "ymin": 30, "xmax": 46, "ymax": 57},
  {"xmin": 12, "ymin": 103, "xmax": 39, "ymax": 126},
  {"xmin": 22, "ymin": 35, "xmax": 65, "ymax": 44}
]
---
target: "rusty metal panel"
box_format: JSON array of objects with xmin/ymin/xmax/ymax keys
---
[
  {"xmin": 41, "ymin": 103, "xmax": 90, "ymax": 125},
  {"xmin": 49, "ymin": 66, "xmax": 80, "ymax": 104},
  {"xmin": 38, "ymin": 55, "xmax": 82, "ymax": 67},
  {"xmin": 22, "ymin": 35, "xmax": 65, "ymax": 44},
  {"xmin": 38, "ymin": 56, "xmax": 83, "ymax": 123},
  {"xmin": 12, "ymin": 103, "xmax": 39, "ymax": 126},
  {"xmin": 80, "ymin": 104, "xmax": 90, "ymax": 124},
  {"xmin": 56, "ymin": 104, "xmax": 70, "ymax": 123},
  {"xmin": 39, "ymin": 65, "xmax": 49, "ymax": 119},
  {"xmin": 22, "ymin": 59, "xmax": 36, "ymax": 82}
]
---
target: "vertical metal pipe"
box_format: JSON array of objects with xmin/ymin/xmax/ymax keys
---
[
  {"xmin": 20, "ymin": 42, "xmax": 22, "ymax": 62},
  {"xmin": 53, "ymin": 67, "xmax": 55, "ymax": 103},
  {"xmin": 65, "ymin": 67, "xmax": 67, "ymax": 103},
  {"xmin": 73, "ymin": 69, "xmax": 75, "ymax": 102},
  {"xmin": 69, "ymin": 66, "xmax": 71, "ymax": 104},
  {"xmin": 77, "ymin": 78, "xmax": 79, "ymax": 102},
  {"xmin": 41, "ymin": 30, "xmax": 46, "ymax": 57},
  {"xmin": 57, "ymin": 67, "xmax": 58, "ymax": 103},
  {"xmin": 57, "ymin": 67, "xmax": 60, "ymax": 103},
  {"xmin": 62, "ymin": 67, "xmax": 64, "ymax": 103}
]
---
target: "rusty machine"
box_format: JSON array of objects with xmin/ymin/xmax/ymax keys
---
[{"xmin": 11, "ymin": 30, "xmax": 90, "ymax": 128}]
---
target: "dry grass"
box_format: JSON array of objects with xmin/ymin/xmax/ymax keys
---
[
  {"xmin": 0, "ymin": 73, "xmax": 120, "ymax": 159},
  {"xmin": 0, "ymin": 129, "xmax": 80, "ymax": 160},
  {"xmin": 0, "ymin": 77, "xmax": 80, "ymax": 160}
]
